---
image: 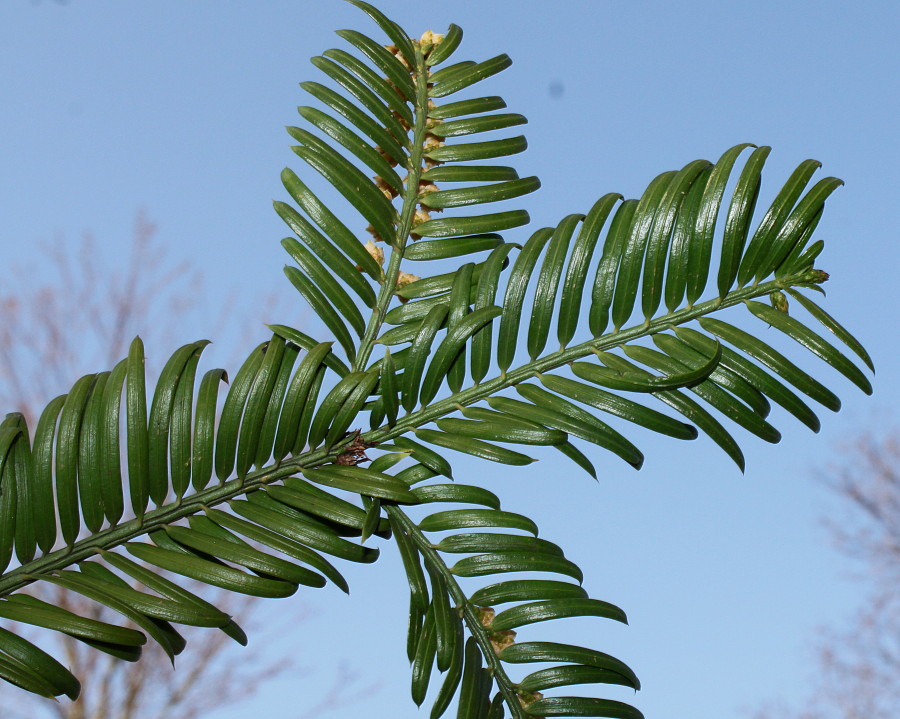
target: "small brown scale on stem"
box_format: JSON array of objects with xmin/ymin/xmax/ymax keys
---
[{"xmin": 334, "ymin": 430, "xmax": 374, "ymax": 465}]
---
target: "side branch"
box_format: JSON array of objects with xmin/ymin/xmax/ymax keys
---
[
  {"xmin": 364, "ymin": 270, "xmax": 824, "ymax": 445},
  {"xmin": 386, "ymin": 505, "xmax": 528, "ymax": 719}
]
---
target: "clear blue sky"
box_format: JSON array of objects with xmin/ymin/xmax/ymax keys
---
[{"xmin": 1, "ymin": 1, "xmax": 898, "ymax": 718}]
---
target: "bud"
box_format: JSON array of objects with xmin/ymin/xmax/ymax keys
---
[
  {"xmin": 419, "ymin": 30, "xmax": 443, "ymax": 56},
  {"xmin": 517, "ymin": 690, "xmax": 544, "ymax": 710},
  {"xmin": 364, "ymin": 240, "xmax": 384, "ymax": 266},
  {"xmin": 476, "ymin": 606, "xmax": 495, "ymax": 626},
  {"xmin": 770, "ymin": 290, "xmax": 789, "ymax": 313},
  {"xmin": 420, "ymin": 30, "xmax": 444, "ymax": 47},
  {"xmin": 396, "ymin": 271, "xmax": 420, "ymax": 289},
  {"xmin": 489, "ymin": 629, "xmax": 516, "ymax": 654},
  {"xmin": 801, "ymin": 268, "xmax": 830, "ymax": 285}
]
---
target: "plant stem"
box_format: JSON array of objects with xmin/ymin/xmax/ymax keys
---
[{"xmin": 353, "ymin": 44, "xmax": 432, "ymax": 371}]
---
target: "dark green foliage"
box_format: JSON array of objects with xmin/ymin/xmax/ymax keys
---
[{"xmin": 0, "ymin": 4, "xmax": 872, "ymax": 718}]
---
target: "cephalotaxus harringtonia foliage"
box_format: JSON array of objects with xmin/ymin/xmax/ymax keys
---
[{"xmin": 0, "ymin": 3, "xmax": 874, "ymax": 717}]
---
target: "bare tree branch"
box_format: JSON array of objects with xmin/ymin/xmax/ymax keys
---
[
  {"xmin": 749, "ymin": 430, "xmax": 900, "ymax": 719},
  {"xmin": 822, "ymin": 433, "xmax": 900, "ymax": 590}
]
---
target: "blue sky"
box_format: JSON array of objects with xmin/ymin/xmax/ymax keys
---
[{"xmin": 1, "ymin": 1, "xmax": 898, "ymax": 718}]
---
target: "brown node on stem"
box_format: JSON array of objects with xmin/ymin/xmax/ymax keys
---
[{"xmin": 335, "ymin": 430, "xmax": 374, "ymax": 466}]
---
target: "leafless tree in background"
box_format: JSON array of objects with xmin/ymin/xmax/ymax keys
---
[
  {"xmin": 750, "ymin": 432, "xmax": 900, "ymax": 719},
  {"xmin": 824, "ymin": 433, "xmax": 900, "ymax": 599},
  {"xmin": 0, "ymin": 215, "xmax": 375, "ymax": 719},
  {"xmin": 0, "ymin": 212, "xmax": 206, "ymax": 423}
]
